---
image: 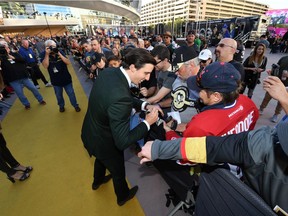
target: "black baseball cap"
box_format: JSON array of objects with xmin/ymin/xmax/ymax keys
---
[
  {"xmin": 91, "ymin": 52, "xmax": 104, "ymax": 65},
  {"xmin": 187, "ymin": 62, "xmax": 240, "ymax": 93}
]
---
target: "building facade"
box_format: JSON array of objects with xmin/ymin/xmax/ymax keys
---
[
  {"xmin": 0, "ymin": 1, "xmax": 140, "ymax": 37},
  {"xmin": 139, "ymin": 0, "xmax": 269, "ymax": 26}
]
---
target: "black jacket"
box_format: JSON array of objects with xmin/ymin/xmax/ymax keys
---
[
  {"xmin": 81, "ymin": 67, "xmax": 148, "ymax": 159},
  {"xmin": 0, "ymin": 52, "xmax": 29, "ymax": 83}
]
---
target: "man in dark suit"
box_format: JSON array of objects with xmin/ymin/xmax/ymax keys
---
[{"xmin": 81, "ymin": 48, "xmax": 162, "ymax": 206}]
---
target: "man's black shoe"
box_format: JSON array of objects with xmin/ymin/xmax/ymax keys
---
[
  {"xmin": 117, "ymin": 186, "xmax": 138, "ymax": 206},
  {"xmin": 92, "ymin": 174, "xmax": 112, "ymax": 190},
  {"xmin": 59, "ymin": 107, "xmax": 65, "ymax": 112}
]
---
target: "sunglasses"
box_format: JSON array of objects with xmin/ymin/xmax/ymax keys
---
[
  {"xmin": 156, "ymin": 59, "xmax": 163, "ymax": 65},
  {"xmin": 200, "ymin": 60, "xmax": 208, "ymax": 64},
  {"xmin": 216, "ymin": 43, "xmax": 235, "ymax": 49}
]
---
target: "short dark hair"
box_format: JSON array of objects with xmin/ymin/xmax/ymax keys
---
[
  {"xmin": 187, "ymin": 30, "xmax": 196, "ymax": 36},
  {"xmin": 122, "ymin": 48, "xmax": 156, "ymax": 69},
  {"xmin": 150, "ymin": 45, "xmax": 170, "ymax": 60},
  {"xmin": 107, "ymin": 55, "xmax": 121, "ymax": 63},
  {"xmin": 80, "ymin": 39, "xmax": 89, "ymax": 45},
  {"xmin": 144, "ymin": 37, "xmax": 152, "ymax": 44}
]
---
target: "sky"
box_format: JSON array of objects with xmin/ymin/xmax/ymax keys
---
[
  {"xmin": 254, "ymin": 0, "xmax": 288, "ymax": 9},
  {"xmin": 141, "ymin": 0, "xmax": 288, "ymax": 9}
]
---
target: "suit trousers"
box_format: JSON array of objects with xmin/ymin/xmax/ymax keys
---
[
  {"xmin": 93, "ymin": 152, "xmax": 129, "ymax": 202},
  {"xmin": 0, "ymin": 133, "xmax": 19, "ymax": 176}
]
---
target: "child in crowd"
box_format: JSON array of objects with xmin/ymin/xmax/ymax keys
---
[{"xmin": 107, "ymin": 55, "xmax": 121, "ymax": 68}]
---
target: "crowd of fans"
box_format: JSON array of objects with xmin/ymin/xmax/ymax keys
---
[{"xmin": 0, "ymin": 29, "xmax": 288, "ymax": 213}]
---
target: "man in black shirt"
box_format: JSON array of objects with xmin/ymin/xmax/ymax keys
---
[{"xmin": 40, "ymin": 39, "xmax": 80, "ymax": 113}]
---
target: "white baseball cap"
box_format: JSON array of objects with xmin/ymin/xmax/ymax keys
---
[{"xmin": 198, "ymin": 49, "xmax": 212, "ymax": 61}]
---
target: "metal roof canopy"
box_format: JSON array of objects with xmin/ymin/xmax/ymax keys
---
[{"xmin": 10, "ymin": 0, "xmax": 140, "ymax": 21}]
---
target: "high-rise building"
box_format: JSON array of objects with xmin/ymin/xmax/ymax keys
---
[{"xmin": 139, "ymin": 0, "xmax": 269, "ymax": 26}]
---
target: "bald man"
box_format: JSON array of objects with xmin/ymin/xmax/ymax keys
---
[{"xmin": 215, "ymin": 38, "xmax": 245, "ymax": 82}]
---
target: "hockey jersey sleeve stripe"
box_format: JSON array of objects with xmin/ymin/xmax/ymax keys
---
[{"xmin": 181, "ymin": 137, "xmax": 207, "ymax": 163}]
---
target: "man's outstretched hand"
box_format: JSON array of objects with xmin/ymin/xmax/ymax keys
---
[{"xmin": 137, "ymin": 141, "xmax": 153, "ymax": 164}]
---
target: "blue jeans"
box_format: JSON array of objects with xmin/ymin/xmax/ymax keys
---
[
  {"xmin": 9, "ymin": 78, "xmax": 44, "ymax": 106},
  {"xmin": 53, "ymin": 83, "xmax": 78, "ymax": 108}
]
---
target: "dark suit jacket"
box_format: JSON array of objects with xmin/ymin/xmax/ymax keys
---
[{"xmin": 81, "ymin": 67, "xmax": 148, "ymax": 160}]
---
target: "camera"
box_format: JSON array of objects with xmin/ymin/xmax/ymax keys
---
[
  {"xmin": 271, "ymin": 63, "xmax": 280, "ymax": 77},
  {"xmin": 49, "ymin": 46, "xmax": 59, "ymax": 53}
]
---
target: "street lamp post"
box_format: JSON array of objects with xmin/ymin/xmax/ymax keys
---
[
  {"xmin": 43, "ymin": 12, "xmax": 52, "ymax": 38},
  {"xmin": 196, "ymin": 0, "xmax": 200, "ymax": 33},
  {"xmin": 171, "ymin": 16, "xmax": 175, "ymax": 36}
]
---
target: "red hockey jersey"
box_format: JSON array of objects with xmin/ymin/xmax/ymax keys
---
[{"xmin": 166, "ymin": 95, "xmax": 259, "ymax": 140}]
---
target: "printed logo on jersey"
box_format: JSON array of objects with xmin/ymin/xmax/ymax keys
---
[
  {"xmin": 171, "ymin": 86, "xmax": 195, "ymax": 112},
  {"xmin": 228, "ymin": 105, "xmax": 244, "ymax": 118}
]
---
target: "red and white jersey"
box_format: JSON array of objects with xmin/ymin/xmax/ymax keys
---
[{"xmin": 166, "ymin": 95, "xmax": 259, "ymax": 140}]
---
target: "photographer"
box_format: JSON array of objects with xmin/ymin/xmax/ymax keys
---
[
  {"xmin": 0, "ymin": 40, "xmax": 46, "ymax": 110},
  {"xmin": 259, "ymin": 55, "xmax": 288, "ymax": 123},
  {"xmin": 40, "ymin": 39, "xmax": 80, "ymax": 113}
]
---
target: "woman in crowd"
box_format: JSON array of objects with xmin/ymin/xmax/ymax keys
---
[
  {"xmin": 112, "ymin": 47, "xmax": 122, "ymax": 59},
  {"xmin": 0, "ymin": 74, "xmax": 32, "ymax": 183},
  {"xmin": 0, "ymin": 127, "xmax": 32, "ymax": 183},
  {"xmin": 242, "ymin": 43, "xmax": 267, "ymax": 98}
]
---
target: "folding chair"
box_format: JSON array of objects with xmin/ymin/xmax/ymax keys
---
[{"xmin": 153, "ymin": 160, "xmax": 198, "ymax": 215}]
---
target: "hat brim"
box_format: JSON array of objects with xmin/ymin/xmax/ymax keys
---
[
  {"xmin": 199, "ymin": 56, "xmax": 210, "ymax": 61},
  {"xmin": 177, "ymin": 62, "xmax": 184, "ymax": 69},
  {"xmin": 91, "ymin": 60, "xmax": 100, "ymax": 65},
  {"xmin": 187, "ymin": 75, "xmax": 201, "ymax": 93},
  {"xmin": 276, "ymin": 122, "xmax": 288, "ymax": 156}
]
